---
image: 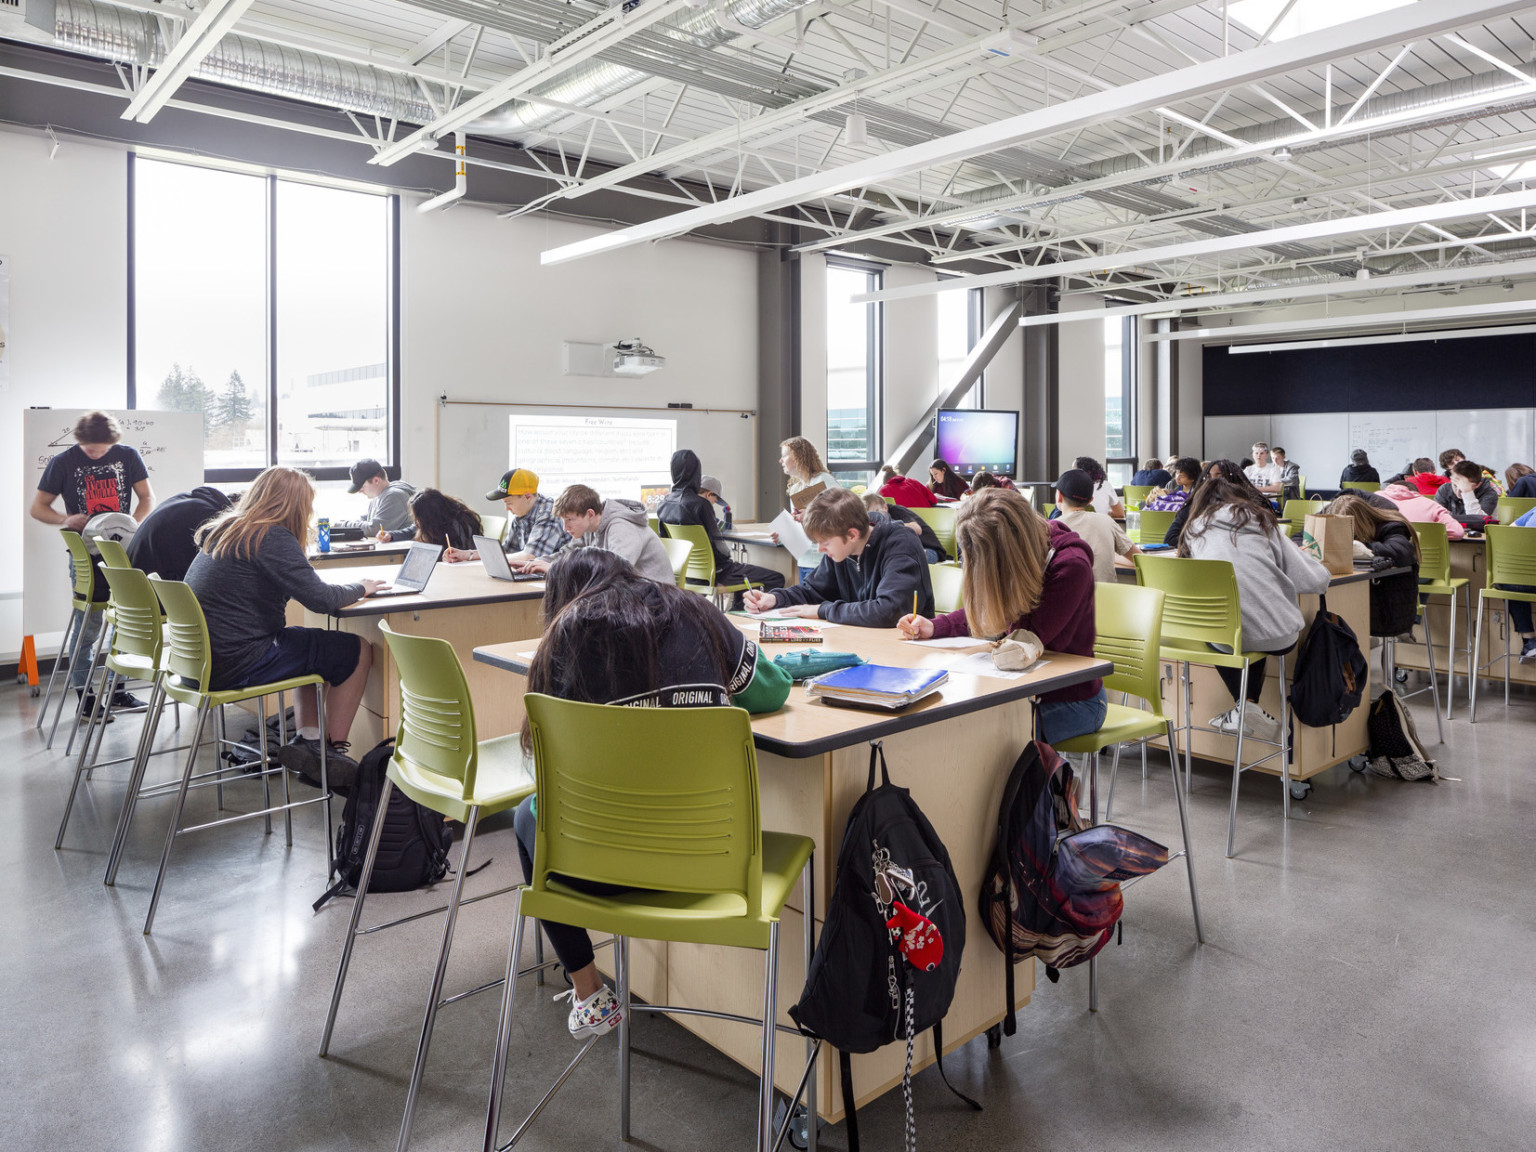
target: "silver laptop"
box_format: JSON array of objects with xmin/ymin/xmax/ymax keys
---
[
  {"xmin": 474, "ymin": 535, "xmax": 544, "ymax": 582},
  {"xmin": 366, "ymin": 542, "xmax": 442, "ymax": 597}
]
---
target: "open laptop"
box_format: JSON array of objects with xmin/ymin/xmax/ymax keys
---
[
  {"xmin": 473, "ymin": 535, "xmax": 544, "ymax": 582},
  {"xmin": 366, "ymin": 541, "xmax": 443, "ymax": 597}
]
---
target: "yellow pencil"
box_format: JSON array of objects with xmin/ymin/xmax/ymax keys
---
[{"xmin": 912, "ymin": 590, "xmax": 918, "ymax": 621}]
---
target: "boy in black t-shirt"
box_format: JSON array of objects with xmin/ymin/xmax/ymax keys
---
[{"xmin": 30, "ymin": 411, "xmax": 156, "ymax": 714}]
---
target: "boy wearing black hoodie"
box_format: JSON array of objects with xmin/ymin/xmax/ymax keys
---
[
  {"xmin": 746, "ymin": 487, "xmax": 934, "ymax": 626},
  {"xmin": 658, "ymin": 448, "xmax": 783, "ymax": 605}
]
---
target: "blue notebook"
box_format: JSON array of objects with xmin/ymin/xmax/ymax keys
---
[{"xmin": 806, "ymin": 663, "xmax": 949, "ymax": 710}]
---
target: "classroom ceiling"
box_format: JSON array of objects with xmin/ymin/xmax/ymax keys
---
[{"xmin": 11, "ymin": 0, "xmax": 1536, "ymax": 313}]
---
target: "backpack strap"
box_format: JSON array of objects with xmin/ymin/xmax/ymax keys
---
[
  {"xmin": 839, "ymin": 1048, "xmax": 860, "ymax": 1152},
  {"xmin": 931, "ymin": 1020, "xmax": 983, "ymax": 1111},
  {"xmin": 994, "ymin": 748, "xmax": 1030, "ymax": 1036},
  {"xmin": 866, "ymin": 741, "xmax": 891, "ymax": 792}
]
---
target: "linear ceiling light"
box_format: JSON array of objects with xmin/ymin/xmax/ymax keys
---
[
  {"xmin": 538, "ymin": 0, "xmax": 1534, "ymax": 266},
  {"xmin": 121, "ymin": 0, "xmax": 257, "ymax": 124},
  {"xmin": 1146, "ymin": 296, "xmax": 1536, "ymax": 342},
  {"xmin": 1227, "ymin": 323, "xmax": 1536, "ymax": 353}
]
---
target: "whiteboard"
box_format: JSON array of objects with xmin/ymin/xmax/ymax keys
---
[
  {"xmin": 1270, "ymin": 412, "xmax": 1347, "ymax": 490},
  {"xmin": 508, "ymin": 415, "xmax": 675, "ymax": 505},
  {"xmin": 24, "ymin": 409, "xmax": 205, "ymax": 637},
  {"xmin": 1435, "ymin": 409, "xmax": 1535, "ymax": 476},
  {"xmin": 1347, "ymin": 411, "xmax": 1437, "ymax": 477},
  {"xmin": 1202, "ymin": 415, "xmax": 1270, "ymax": 463}
]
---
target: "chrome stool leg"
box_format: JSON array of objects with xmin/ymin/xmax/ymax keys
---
[{"xmin": 37, "ymin": 606, "xmax": 81, "ymax": 731}]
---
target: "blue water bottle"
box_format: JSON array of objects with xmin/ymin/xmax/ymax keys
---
[{"xmin": 318, "ymin": 517, "xmax": 331, "ymax": 553}]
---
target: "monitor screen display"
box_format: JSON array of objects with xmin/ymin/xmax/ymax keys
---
[{"xmin": 936, "ymin": 409, "xmax": 1019, "ymax": 476}]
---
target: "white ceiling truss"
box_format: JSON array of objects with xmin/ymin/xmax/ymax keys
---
[{"xmin": 11, "ymin": 0, "xmax": 1536, "ymax": 313}]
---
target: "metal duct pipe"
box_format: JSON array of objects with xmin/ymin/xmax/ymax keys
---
[{"xmin": 50, "ymin": 0, "xmax": 435, "ymax": 122}]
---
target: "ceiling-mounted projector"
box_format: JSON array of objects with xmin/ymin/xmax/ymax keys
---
[
  {"xmin": 610, "ymin": 338, "xmax": 664, "ymax": 376},
  {"xmin": 563, "ymin": 338, "xmax": 666, "ymax": 378}
]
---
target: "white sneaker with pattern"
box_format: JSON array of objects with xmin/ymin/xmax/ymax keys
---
[{"xmin": 557, "ymin": 985, "xmax": 622, "ymax": 1039}]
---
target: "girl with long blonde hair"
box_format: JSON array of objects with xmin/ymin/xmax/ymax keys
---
[
  {"xmin": 778, "ymin": 436, "xmax": 839, "ymax": 578},
  {"xmin": 898, "ymin": 488, "xmax": 1106, "ymax": 743},
  {"xmin": 187, "ymin": 466, "xmax": 380, "ymax": 787}
]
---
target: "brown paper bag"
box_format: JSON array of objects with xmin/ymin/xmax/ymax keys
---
[
  {"xmin": 1302, "ymin": 513, "xmax": 1353, "ymax": 575},
  {"xmin": 789, "ymin": 480, "xmax": 829, "ymax": 510}
]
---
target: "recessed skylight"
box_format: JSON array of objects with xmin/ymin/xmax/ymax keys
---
[{"xmin": 1227, "ymin": 0, "xmax": 1415, "ymax": 43}]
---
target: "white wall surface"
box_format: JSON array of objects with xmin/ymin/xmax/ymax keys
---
[
  {"xmin": 880, "ymin": 265, "xmax": 938, "ymax": 462},
  {"xmin": 1057, "ymin": 293, "xmax": 1107, "ymax": 465}
]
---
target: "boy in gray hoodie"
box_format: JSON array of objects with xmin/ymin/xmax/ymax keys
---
[{"xmin": 520, "ymin": 483, "xmax": 675, "ymax": 585}]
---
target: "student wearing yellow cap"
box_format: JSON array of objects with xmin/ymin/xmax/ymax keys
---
[{"xmin": 442, "ymin": 467, "xmax": 572, "ymax": 564}]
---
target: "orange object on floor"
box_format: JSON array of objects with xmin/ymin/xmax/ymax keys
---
[{"xmin": 19, "ymin": 635, "xmax": 38, "ymax": 687}]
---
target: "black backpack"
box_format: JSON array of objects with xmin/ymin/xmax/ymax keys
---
[
  {"xmin": 788, "ymin": 744, "xmax": 979, "ymax": 1151},
  {"xmin": 313, "ymin": 739, "xmax": 455, "ymax": 911},
  {"xmin": 1289, "ymin": 594, "xmax": 1369, "ymax": 728}
]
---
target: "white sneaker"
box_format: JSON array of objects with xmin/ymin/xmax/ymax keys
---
[
  {"xmin": 1243, "ymin": 704, "xmax": 1282, "ymax": 743},
  {"xmin": 1210, "ymin": 706, "xmax": 1243, "ymax": 735},
  {"xmin": 557, "ymin": 985, "xmax": 622, "ymax": 1039}
]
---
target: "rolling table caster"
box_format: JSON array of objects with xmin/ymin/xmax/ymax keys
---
[
  {"xmin": 1289, "ymin": 781, "xmax": 1312, "ymax": 801},
  {"xmin": 773, "ymin": 1096, "xmax": 822, "ymax": 1150}
]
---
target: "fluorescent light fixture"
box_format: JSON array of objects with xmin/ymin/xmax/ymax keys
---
[
  {"xmin": 1228, "ymin": 323, "xmax": 1536, "ymax": 353},
  {"xmin": 1148, "ymin": 296, "xmax": 1536, "ymax": 341},
  {"xmin": 1228, "ymin": 0, "xmax": 1413, "ymax": 43}
]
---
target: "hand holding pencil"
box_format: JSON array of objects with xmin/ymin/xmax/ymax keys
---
[{"xmin": 898, "ymin": 589, "xmax": 934, "ymax": 640}]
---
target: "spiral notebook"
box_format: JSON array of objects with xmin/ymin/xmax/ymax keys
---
[{"xmin": 805, "ymin": 664, "xmax": 948, "ymax": 711}]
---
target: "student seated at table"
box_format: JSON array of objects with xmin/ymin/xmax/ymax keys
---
[
  {"xmin": 1440, "ymin": 448, "xmax": 1504, "ymax": 495},
  {"xmin": 1386, "ymin": 458, "xmax": 1448, "ymax": 498},
  {"xmin": 897, "ymin": 489, "xmax": 1105, "ymax": 743},
  {"xmin": 405, "ymin": 488, "xmax": 482, "ymax": 551},
  {"xmin": 443, "ymin": 468, "xmax": 572, "ymax": 564},
  {"xmin": 1131, "ymin": 458, "xmax": 1172, "ymax": 488},
  {"xmin": 519, "ymin": 483, "xmax": 673, "ymax": 585},
  {"xmin": 1074, "ymin": 455, "xmax": 1125, "ymax": 517},
  {"xmin": 1340, "ymin": 449, "xmax": 1381, "ymax": 487},
  {"xmin": 1435, "ymin": 461, "xmax": 1499, "ymax": 518},
  {"xmin": 1178, "ymin": 477, "xmax": 1331, "ymax": 741},
  {"xmin": 1053, "ymin": 469, "xmax": 1139, "ymax": 583},
  {"xmin": 513, "ymin": 549, "xmax": 792, "ymax": 1039},
  {"xmin": 1244, "ymin": 442, "xmax": 1285, "ymax": 496},
  {"xmin": 1163, "ymin": 459, "xmax": 1251, "ymax": 548},
  {"xmin": 1272, "ymin": 446, "xmax": 1301, "ymax": 494},
  {"xmin": 348, "ymin": 458, "xmax": 416, "ymax": 543},
  {"xmin": 877, "ymin": 465, "xmax": 939, "ymax": 508},
  {"xmin": 1145, "ymin": 457, "xmax": 1201, "ymax": 513},
  {"xmin": 127, "ymin": 485, "xmax": 234, "ymax": 581},
  {"xmin": 1502, "ymin": 506, "xmax": 1536, "ymax": 663},
  {"xmin": 929, "ymin": 457, "xmax": 971, "ymax": 500},
  {"xmin": 744, "ymin": 487, "xmax": 933, "ymax": 626},
  {"xmin": 1505, "ymin": 463, "xmax": 1536, "ymax": 500},
  {"xmin": 1377, "ymin": 481, "xmax": 1467, "ymax": 540},
  {"xmin": 863, "ymin": 492, "xmax": 946, "ymax": 562},
  {"xmin": 660, "ymin": 449, "xmax": 784, "ymax": 607},
  {"xmin": 185, "ymin": 466, "xmax": 381, "ymax": 787},
  {"xmin": 1324, "ymin": 492, "xmax": 1421, "ymax": 639},
  {"xmin": 698, "ymin": 474, "xmax": 733, "ymax": 529}
]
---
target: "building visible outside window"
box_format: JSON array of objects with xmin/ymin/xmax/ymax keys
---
[
  {"xmin": 133, "ymin": 156, "xmax": 397, "ymax": 484},
  {"xmin": 826, "ymin": 262, "xmax": 881, "ymax": 479},
  {"xmin": 1104, "ymin": 311, "xmax": 1136, "ymax": 489},
  {"xmin": 937, "ymin": 286, "xmax": 983, "ymax": 409}
]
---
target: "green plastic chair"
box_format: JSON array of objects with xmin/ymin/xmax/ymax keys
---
[
  {"xmin": 1495, "ymin": 496, "xmax": 1536, "ymax": 525},
  {"xmin": 39, "ymin": 531, "xmax": 111, "ymax": 750},
  {"xmin": 929, "ymin": 562, "xmax": 964, "ymax": 614},
  {"xmin": 484, "ymin": 695, "xmax": 817, "ymax": 1152},
  {"xmin": 95, "ymin": 536, "xmax": 133, "ymax": 569},
  {"xmin": 1471, "ymin": 526, "xmax": 1536, "ymax": 721},
  {"xmin": 1134, "ymin": 555, "xmax": 1294, "ymax": 858},
  {"xmin": 125, "ymin": 579, "xmax": 334, "ymax": 934},
  {"xmin": 320, "ymin": 623, "xmax": 536, "ymax": 1152},
  {"xmin": 1341, "ymin": 481, "xmax": 1381, "ymax": 493},
  {"xmin": 661, "ymin": 521, "xmax": 764, "ymax": 606},
  {"xmin": 480, "ymin": 514, "xmax": 508, "ymax": 543},
  {"xmin": 1281, "ymin": 500, "xmax": 1325, "ymax": 538},
  {"xmin": 1411, "ymin": 522, "xmax": 1470, "ymax": 720},
  {"xmin": 1040, "ymin": 501, "xmax": 1057, "ymax": 518},
  {"xmin": 1128, "ymin": 508, "xmax": 1176, "ymax": 546},
  {"xmin": 883, "ymin": 495, "xmax": 896, "ymax": 505},
  {"xmin": 913, "ymin": 505, "xmax": 957, "ymax": 558},
  {"xmin": 1123, "ymin": 484, "xmax": 1154, "ymax": 510},
  {"xmin": 1054, "ymin": 582, "xmax": 1203, "ymax": 1003},
  {"xmin": 659, "ymin": 536, "xmax": 694, "ymax": 589}
]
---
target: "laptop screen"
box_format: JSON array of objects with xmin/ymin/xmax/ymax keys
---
[
  {"xmin": 473, "ymin": 536, "xmax": 513, "ymax": 578},
  {"xmin": 395, "ymin": 543, "xmax": 441, "ymax": 589}
]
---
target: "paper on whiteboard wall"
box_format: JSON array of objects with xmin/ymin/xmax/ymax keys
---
[{"xmin": 768, "ymin": 509, "xmax": 814, "ymax": 558}]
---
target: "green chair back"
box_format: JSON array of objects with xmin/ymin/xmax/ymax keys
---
[
  {"xmin": 1298, "ymin": 474, "xmax": 1307, "ymax": 498},
  {"xmin": 1094, "ymin": 582, "xmax": 1167, "ymax": 718},
  {"xmin": 377, "ymin": 622, "xmax": 483, "ymax": 798},
  {"xmin": 1123, "ymin": 484, "xmax": 1153, "ymax": 509},
  {"xmin": 912, "ymin": 506, "xmax": 957, "ymax": 557},
  {"xmin": 61, "ymin": 531, "xmax": 100, "ymax": 604},
  {"xmin": 883, "ymin": 496, "xmax": 896, "ymax": 506},
  {"xmin": 1129, "ymin": 508, "xmax": 1176, "ymax": 545},
  {"xmin": 1485, "ymin": 525, "xmax": 1536, "ymax": 596},
  {"xmin": 148, "ymin": 578, "xmax": 214, "ymax": 691},
  {"xmin": 929, "ymin": 563, "xmax": 963, "ymax": 614},
  {"xmin": 659, "ymin": 537, "xmax": 694, "ymax": 588},
  {"xmin": 1281, "ymin": 499, "xmax": 1325, "ymax": 538},
  {"xmin": 1411, "ymin": 521, "xmax": 1453, "ymax": 587},
  {"xmin": 1495, "ymin": 496, "xmax": 1536, "ymax": 525},
  {"xmin": 95, "ymin": 537, "xmax": 133, "ymax": 569},
  {"xmin": 1134, "ymin": 555, "xmax": 1245, "ymax": 657},
  {"xmin": 480, "ymin": 514, "xmax": 508, "ymax": 543},
  {"xmin": 662, "ymin": 522, "xmax": 720, "ymax": 588},
  {"xmin": 523, "ymin": 694, "xmax": 764, "ymax": 914},
  {"xmin": 101, "ymin": 565, "xmax": 165, "ymax": 664},
  {"xmin": 1341, "ymin": 481, "xmax": 1380, "ymax": 493},
  {"xmin": 1040, "ymin": 502, "xmax": 1056, "ymax": 518}
]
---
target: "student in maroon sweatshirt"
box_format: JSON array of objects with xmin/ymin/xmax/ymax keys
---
[{"xmin": 898, "ymin": 488, "xmax": 1104, "ymax": 743}]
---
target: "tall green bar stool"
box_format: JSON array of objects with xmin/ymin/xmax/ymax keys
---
[
  {"xmin": 662, "ymin": 522, "xmax": 765, "ymax": 608},
  {"xmin": 1123, "ymin": 484, "xmax": 1154, "ymax": 510},
  {"xmin": 1127, "ymin": 508, "xmax": 1175, "ymax": 546},
  {"xmin": 318, "ymin": 622, "xmax": 537, "ymax": 1152},
  {"xmin": 1055, "ymin": 582, "xmax": 1204, "ymax": 1011},
  {"xmin": 483, "ymin": 695, "xmax": 817, "ymax": 1152},
  {"xmin": 1411, "ymin": 522, "xmax": 1470, "ymax": 719},
  {"xmin": 1471, "ymin": 526, "xmax": 1536, "ymax": 721},
  {"xmin": 1135, "ymin": 555, "xmax": 1294, "ymax": 859},
  {"xmin": 913, "ymin": 505, "xmax": 957, "ymax": 558},
  {"xmin": 1341, "ymin": 481, "xmax": 1380, "ymax": 493},
  {"xmin": 659, "ymin": 536, "xmax": 694, "ymax": 589},
  {"xmin": 1495, "ymin": 496, "xmax": 1536, "ymax": 525},
  {"xmin": 929, "ymin": 562, "xmax": 964, "ymax": 613},
  {"xmin": 39, "ymin": 530, "xmax": 110, "ymax": 751}
]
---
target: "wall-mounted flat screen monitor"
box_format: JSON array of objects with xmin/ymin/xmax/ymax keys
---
[{"xmin": 936, "ymin": 409, "xmax": 1019, "ymax": 476}]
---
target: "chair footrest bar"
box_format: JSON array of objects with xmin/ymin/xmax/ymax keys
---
[
  {"xmin": 498, "ymin": 1036, "xmax": 601, "ymax": 1151},
  {"xmin": 629, "ymin": 1002, "xmax": 807, "ymax": 1037},
  {"xmin": 354, "ymin": 883, "xmax": 521, "ymax": 936},
  {"xmin": 438, "ymin": 957, "xmax": 567, "ymax": 1008},
  {"xmin": 176, "ymin": 795, "xmax": 326, "ymax": 835}
]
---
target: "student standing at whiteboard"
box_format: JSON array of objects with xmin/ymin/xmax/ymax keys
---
[{"xmin": 30, "ymin": 411, "xmax": 157, "ymax": 713}]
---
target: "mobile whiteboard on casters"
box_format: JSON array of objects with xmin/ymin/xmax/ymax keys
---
[{"xmin": 507, "ymin": 415, "xmax": 676, "ymax": 504}]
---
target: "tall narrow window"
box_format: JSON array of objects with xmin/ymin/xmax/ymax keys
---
[
  {"xmin": 826, "ymin": 262, "xmax": 881, "ymax": 478},
  {"xmin": 936, "ymin": 286, "xmax": 983, "ymax": 409},
  {"xmin": 1104, "ymin": 311, "xmax": 1136, "ymax": 488}
]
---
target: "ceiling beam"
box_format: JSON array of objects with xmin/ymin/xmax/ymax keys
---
[
  {"xmin": 1148, "ymin": 295, "xmax": 1536, "ymax": 342},
  {"xmin": 538, "ymin": 0, "xmax": 1534, "ymax": 265},
  {"xmin": 121, "ymin": 0, "xmax": 257, "ymax": 124}
]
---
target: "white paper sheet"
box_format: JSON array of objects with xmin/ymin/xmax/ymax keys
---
[
  {"xmin": 768, "ymin": 509, "xmax": 815, "ymax": 559},
  {"xmin": 932, "ymin": 652, "xmax": 1051, "ymax": 681},
  {"xmin": 901, "ymin": 636, "xmax": 992, "ymax": 650}
]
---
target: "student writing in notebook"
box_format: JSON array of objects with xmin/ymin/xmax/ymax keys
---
[
  {"xmin": 744, "ymin": 487, "xmax": 933, "ymax": 626},
  {"xmin": 512, "ymin": 550, "xmax": 792, "ymax": 1040},
  {"xmin": 898, "ymin": 489, "xmax": 1106, "ymax": 743}
]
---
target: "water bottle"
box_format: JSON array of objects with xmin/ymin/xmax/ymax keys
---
[{"xmin": 318, "ymin": 517, "xmax": 331, "ymax": 553}]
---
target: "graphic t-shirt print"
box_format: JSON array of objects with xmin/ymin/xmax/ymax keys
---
[{"xmin": 79, "ymin": 461, "xmax": 129, "ymax": 514}]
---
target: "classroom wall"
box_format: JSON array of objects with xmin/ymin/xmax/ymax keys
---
[
  {"xmin": 1056, "ymin": 293, "xmax": 1107, "ymax": 465},
  {"xmin": 881, "ymin": 265, "xmax": 939, "ymax": 462}
]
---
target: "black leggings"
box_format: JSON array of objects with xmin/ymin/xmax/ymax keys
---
[
  {"xmin": 1213, "ymin": 643, "xmax": 1295, "ymax": 705},
  {"xmin": 513, "ymin": 796, "xmax": 629, "ymax": 975}
]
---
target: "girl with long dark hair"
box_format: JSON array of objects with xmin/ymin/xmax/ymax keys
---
[
  {"xmin": 1074, "ymin": 455, "xmax": 1124, "ymax": 517},
  {"xmin": 928, "ymin": 458, "xmax": 970, "ymax": 500},
  {"xmin": 407, "ymin": 488, "xmax": 483, "ymax": 551}
]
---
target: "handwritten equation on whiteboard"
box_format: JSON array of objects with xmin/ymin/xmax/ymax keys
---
[{"xmin": 34, "ymin": 413, "xmax": 179, "ymax": 475}]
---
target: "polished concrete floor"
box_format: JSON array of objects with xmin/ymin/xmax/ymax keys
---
[{"xmin": 4, "ymin": 670, "xmax": 1534, "ymax": 1152}]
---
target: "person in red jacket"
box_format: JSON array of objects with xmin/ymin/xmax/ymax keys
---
[
  {"xmin": 1396, "ymin": 457, "xmax": 1449, "ymax": 498},
  {"xmin": 898, "ymin": 488, "xmax": 1104, "ymax": 743},
  {"xmin": 877, "ymin": 464, "xmax": 939, "ymax": 508}
]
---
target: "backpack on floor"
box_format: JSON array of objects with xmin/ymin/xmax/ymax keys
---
[
  {"xmin": 979, "ymin": 740, "xmax": 1169, "ymax": 1034},
  {"xmin": 313, "ymin": 738, "xmax": 455, "ymax": 911},
  {"xmin": 788, "ymin": 743, "xmax": 979, "ymax": 1152},
  {"xmin": 1289, "ymin": 594, "xmax": 1369, "ymax": 728},
  {"xmin": 1365, "ymin": 691, "xmax": 1440, "ymax": 782}
]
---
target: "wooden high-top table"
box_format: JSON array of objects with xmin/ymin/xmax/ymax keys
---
[{"xmin": 474, "ymin": 622, "xmax": 1109, "ymax": 1124}]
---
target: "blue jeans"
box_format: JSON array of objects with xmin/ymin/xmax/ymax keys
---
[
  {"xmin": 1038, "ymin": 687, "xmax": 1107, "ymax": 744},
  {"xmin": 1499, "ymin": 584, "xmax": 1536, "ymax": 634},
  {"xmin": 923, "ymin": 548, "xmax": 941, "ymax": 564}
]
